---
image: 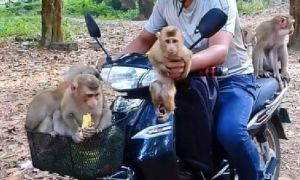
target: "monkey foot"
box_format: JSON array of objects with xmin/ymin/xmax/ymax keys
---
[
  {"xmin": 50, "ymin": 131, "xmax": 58, "ymax": 137},
  {"xmin": 259, "ymin": 72, "xmax": 272, "ymax": 78}
]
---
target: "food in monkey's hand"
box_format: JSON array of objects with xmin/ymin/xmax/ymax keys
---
[{"xmin": 82, "ymin": 113, "xmax": 93, "ymax": 129}]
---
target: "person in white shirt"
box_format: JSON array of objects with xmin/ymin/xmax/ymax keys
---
[{"xmin": 100, "ymin": 0, "xmax": 261, "ymax": 179}]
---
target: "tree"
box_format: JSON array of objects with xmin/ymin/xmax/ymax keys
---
[
  {"xmin": 289, "ymin": 0, "xmax": 300, "ymax": 50},
  {"xmin": 40, "ymin": 0, "xmax": 63, "ymax": 47},
  {"xmin": 137, "ymin": 0, "xmax": 154, "ymax": 19},
  {"xmin": 121, "ymin": 0, "xmax": 136, "ymax": 10}
]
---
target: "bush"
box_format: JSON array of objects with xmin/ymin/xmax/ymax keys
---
[
  {"xmin": 64, "ymin": 0, "xmax": 138, "ymax": 19},
  {"xmin": 2, "ymin": 0, "xmax": 41, "ymax": 16},
  {"xmin": 0, "ymin": 16, "xmax": 40, "ymax": 37}
]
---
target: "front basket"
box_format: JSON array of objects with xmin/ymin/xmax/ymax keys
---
[{"xmin": 26, "ymin": 119, "xmax": 126, "ymax": 179}]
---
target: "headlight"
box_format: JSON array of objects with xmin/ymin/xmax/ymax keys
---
[{"xmin": 101, "ymin": 66, "xmax": 157, "ymax": 91}]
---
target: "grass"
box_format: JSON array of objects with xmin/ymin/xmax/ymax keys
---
[
  {"xmin": 0, "ymin": 16, "xmax": 40, "ymax": 37},
  {"xmin": 0, "ymin": 0, "xmax": 138, "ymax": 40},
  {"xmin": 237, "ymin": 0, "xmax": 275, "ymax": 14}
]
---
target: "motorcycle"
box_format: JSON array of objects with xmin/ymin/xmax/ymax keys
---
[
  {"xmin": 26, "ymin": 8, "xmax": 291, "ymax": 180},
  {"xmin": 84, "ymin": 8, "xmax": 291, "ymax": 180}
]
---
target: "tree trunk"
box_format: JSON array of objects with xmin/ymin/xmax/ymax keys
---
[
  {"xmin": 40, "ymin": 0, "xmax": 63, "ymax": 47},
  {"xmin": 121, "ymin": 0, "xmax": 136, "ymax": 10},
  {"xmin": 289, "ymin": 0, "xmax": 300, "ymax": 50},
  {"xmin": 137, "ymin": 0, "xmax": 154, "ymax": 19}
]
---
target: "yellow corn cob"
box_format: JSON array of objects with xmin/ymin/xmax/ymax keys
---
[{"xmin": 82, "ymin": 113, "xmax": 92, "ymax": 129}]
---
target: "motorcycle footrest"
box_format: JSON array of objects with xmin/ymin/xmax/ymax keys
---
[{"xmin": 263, "ymin": 157, "xmax": 278, "ymax": 180}]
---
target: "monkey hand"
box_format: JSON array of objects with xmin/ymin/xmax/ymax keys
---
[
  {"xmin": 281, "ymin": 71, "xmax": 290, "ymax": 83},
  {"xmin": 72, "ymin": 132, "xmax": 85, "ymax": 143},
  {"xmin": 260, "ymin": 71, "xmax": 272, "ymax": 78},
  {"xmin": 82, "ymin": 127, "xmax": 97, "ymax": 139},
  {"xmin": 50, "ymin": 131, "xmax": 58, "ymax": 137},
  {"xmin": 164, "ymin": 58, "xmax": 185, "ymax": 80}
]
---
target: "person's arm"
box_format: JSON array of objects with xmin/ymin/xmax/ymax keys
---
[
  {"xmin": 190, "ymin": 30, "xmax": 233, "ymax": 71},
  {"xmin": 96, "ymin": 29, "xmax": 157, "ymax": 68},
  {"xmin": 122, "ymin": 29, "xmax": 157, "ymax": 54},
  {"xmin": 165, "ymin": 30, "xmax": 233, "ymax": 79}
]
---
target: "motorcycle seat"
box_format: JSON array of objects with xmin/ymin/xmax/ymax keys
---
[{"xmin": 251, "ymin": 77, "xmax": 280, "ymax": 116}]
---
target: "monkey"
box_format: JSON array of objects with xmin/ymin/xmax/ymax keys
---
[
  {"xmin": 25, "ymin": 64, "xmax": 101, "ymax": 134},
  {"xmin": 51, "ymin": 74, "xmax": 112, "ymax": 143},
  {"xmin": 147, "ymin": 26, "xmax": 192, "ymax": 122},
  {"xmin": 252, "ymin": 15, "xmax": 294, "ymax": 88},
  {"xmin": 242, "ymin": 26, "xmax": 257, "ymax": 55},
  {"xmin": 25, "ymin": 81, "xmax": 71, "ymax": 133},
  {"xmin": 64, "ymin": 64, "xmax": 100, "ymax": 81}
]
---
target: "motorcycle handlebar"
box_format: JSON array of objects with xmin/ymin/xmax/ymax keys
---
[{"xmin": 198, "ymin": 67, "xmax": 229, "ymax": 77}]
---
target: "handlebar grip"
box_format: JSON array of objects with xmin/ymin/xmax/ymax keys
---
[{"xmin": 198, "ymin": 67, "xmax": 228, "ymax": 77}]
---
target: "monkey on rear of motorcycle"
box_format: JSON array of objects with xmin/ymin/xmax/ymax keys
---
[
  {"xmin": 52, "ymin": 74, "xmax": 112, "ymax": 143},
  {"xmin": 252, "ymin": 15, "xmax": 294, "ymax": 88},
  {"xmin": 147, "ymin": 26, "xmax": 192, "ymax": 122},
  {"xmin": 241, "ymin": 26, "xmax": 257, "ymax": 55}
]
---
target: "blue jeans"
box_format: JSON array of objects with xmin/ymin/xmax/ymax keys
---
[{"xmin": 214, "ymin": 74, "xmax": 262, "ymax": 180}]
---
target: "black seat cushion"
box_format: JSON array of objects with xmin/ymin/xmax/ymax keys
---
[{"xmin": 251, "ymin": 78, "xmax": 280, "ymax": 116}]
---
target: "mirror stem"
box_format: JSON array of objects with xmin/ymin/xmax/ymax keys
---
[
  {"xmin": 94, "ymin": 37, "xmax": 113, "ymax": 64},
  {"xmin": 189, "ymin": 37, "xmax": 203, "ymax": 50}
]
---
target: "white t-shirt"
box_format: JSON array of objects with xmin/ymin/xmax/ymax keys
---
[{"xmin": 144, "ymin": 0, "xmax": 253, "ymax": 76}]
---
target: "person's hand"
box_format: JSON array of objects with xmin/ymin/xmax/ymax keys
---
[
  {"xmin": 96, "ymin": 56, "xmax": 106, "ymax": 70},
  {"xmin": 164, "ymin": 58, "xmax": 185, "ymax": 80}
]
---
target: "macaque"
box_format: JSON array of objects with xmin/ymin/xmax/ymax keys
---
[
  {"xmin": 25, "ymin": 81, "xmax": 71, "ymax": 133},
  {"xmin": 52, "ymin": 74, "xmax": 112, "ymax": 143},
  {"xmin": 147, "ymin": 26, "xmax": 192, "ymax": 122},
  {"xmin": 252, "ymin": 15, "xmax": 294, "ymax": 87},
  {"xmin": 64, "ymin": 64, "xmax": 100, "ymax": 81},
  {"xmin": 242, "ymin": 27, "xmax": 257, "ymax": 54}
]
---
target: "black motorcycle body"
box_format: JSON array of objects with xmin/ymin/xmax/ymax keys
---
[{"xmin": 96, "ymin": 53, "xmax": 290, "ymax": 180}]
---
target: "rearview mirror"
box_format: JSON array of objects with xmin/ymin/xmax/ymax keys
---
[
  {"xmin": 84, "ymin": 13, "xmax": 101, "ymax": 38},
  {"xmin": 84, "ymin": 13, "xmax": 113, "ymax": 64},
  {"xmin": 190, "ymin": 8, "xmax": 228, "ymax": 49},
  {"xmin": 195, "ymin": 8, "xmax": 228, "ymax": 38}
]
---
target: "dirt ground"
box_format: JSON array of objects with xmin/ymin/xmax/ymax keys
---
[{"xmin": 0, "ymin": 3, "xmax": 300, "ymax": 180}]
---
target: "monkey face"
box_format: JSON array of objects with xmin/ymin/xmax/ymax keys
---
[
  {"xmin": 242, "ymin": 28, "xmax": 257, "ymax": 47},
  {"xmin": 277, "ymin": 15, "xmax": 295, "ymax": 35},
  {"xmin": 158, "ymin": 26, "xmax": 184, "ymax": 58},
  {"xmin": 165, "ymin": 37, "xmax": 179, "ymax": 56},
  {"xmin": 81, "ymin": 87, "xmax": 100, "ymax": 109},
  {"xmin": 72, "ymin": 85, "xmax": 100, "ymax": 110}
]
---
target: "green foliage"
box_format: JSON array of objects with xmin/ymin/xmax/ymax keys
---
[
  {"xmin": 0, "ymin": 15, "xmax": 80, "ymax": 41},
  {"xmin": 0, "ymin": 16, "xmax": 40, "ymax": 37},
  {"xmin": 1, "ymin": 0, "xmax": 41, "ymax": 16},
  {"xmin": 64, "ymin": 0, "xmax": 138, "ymax": 19},
  {"xmin": 237, "ymin": 0, "xmax": 274, "ymax": 14}
]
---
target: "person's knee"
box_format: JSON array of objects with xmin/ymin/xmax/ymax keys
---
[{"xmin": 217, "ymin": 125, "xmax": 250, "ymax": 149}]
